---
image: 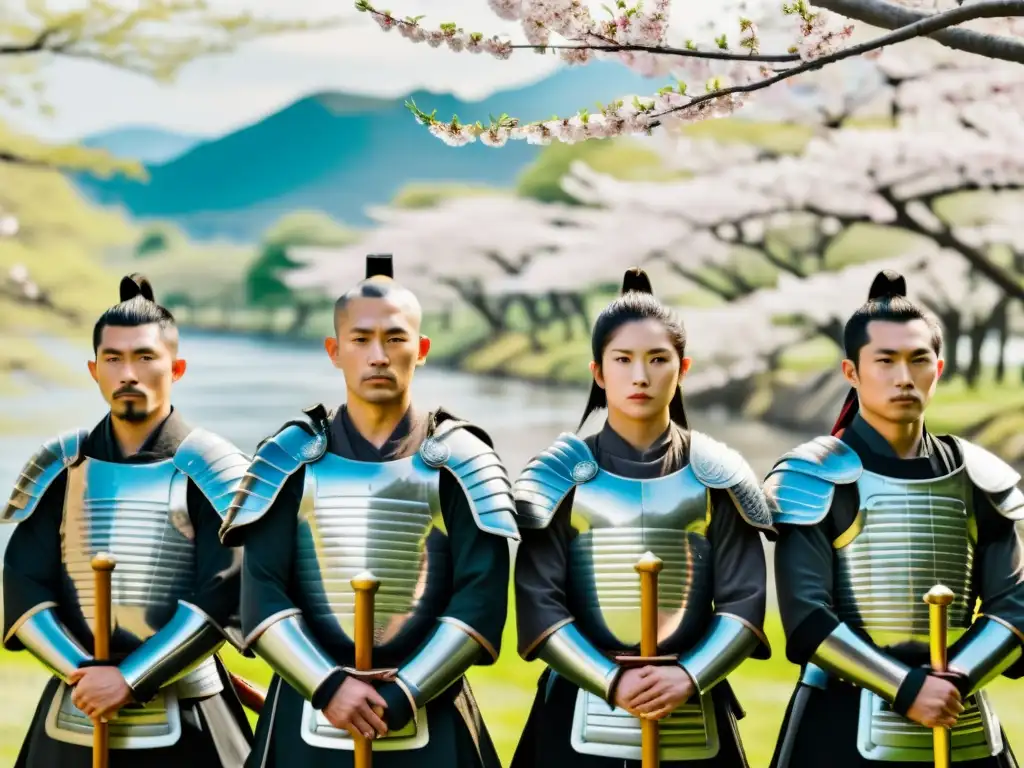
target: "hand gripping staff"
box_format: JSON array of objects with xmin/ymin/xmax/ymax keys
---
[
  {"xmin": 91, "ymin": 553, "xmax": 117, "ymax": 768},
  {"xmin": 924, "ymin": 584, "xmax": 955, "ymax": 768},
  {"xmin": 635, "ymin": 552, "xmax": 664, "ymax": 768},
  {"xmin": 352, "ymin": 571, "xmax": 383, "ymax": 768}
]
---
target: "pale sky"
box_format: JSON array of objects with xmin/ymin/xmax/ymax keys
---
[{"xmin": 2, "ymin": 0, "xmax": 773, "ymax": 141}]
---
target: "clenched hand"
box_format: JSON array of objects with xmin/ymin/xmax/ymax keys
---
[
  {"xmin": 907, "ymin": 675, "xmax": 963, "ymax": 729},
  {"xmin": 619, "ymin": 666, "xmax": 696, "ymax": 720},
  {"xmin": 68, "ymin": 667, "xmax": 133, "ymax": 721},
  {"xmin": 323, "ymin": 677, "xmax": 389, "ymax": 740}
]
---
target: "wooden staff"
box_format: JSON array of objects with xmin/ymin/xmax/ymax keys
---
[
  {"xmin": 91, "ymin": 552, "xmax": 117, "ymax": 768},
  {"xmin": 924, "ymin": 585, "xmax": 955, "ymax": 768},
  {"xmin": 351, "ymin": 571, "xmax": 381, "ymax": 768},
  {"xmin": 635, "ymin": 551, "xmax": 664, "ymax": 768}
]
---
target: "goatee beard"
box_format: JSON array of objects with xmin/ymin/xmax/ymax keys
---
[{"xmin": 115, "ymin": 403, "xmax": 150, "ymax": 424}]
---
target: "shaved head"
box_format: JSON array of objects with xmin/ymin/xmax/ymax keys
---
[{"xmin": 333, "ymin": 276, "xmax": 423, "ymax": 335}]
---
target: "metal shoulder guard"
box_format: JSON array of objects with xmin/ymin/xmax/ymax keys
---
[
  {"xmin": 762, "ymin": 436, "xmax": 863, "ymax": 526},
  {"xmin": 3, "ymin": 428, "xmax": 89, "ymax": 523},
  {"xmin": 513, "ymin": 432, "xmax": 596, "ymax": 530},
  {"xmin": 219, "ymin": 417, "xmax": 328, "ymax": 544},
  {"xmin": 955, "ymin": 437, "xmax": 1024, "ymax": 521},
  {"xmin": 173, "ymin": 428, "xmax": 251, "ymax": 520},
  {"xmin": 423, "ymin": 419, "xmax": 519, "ymax": 540},
  {"xmin": 690, "ymin": 431, "xmax": 774, "ymax": 531}
]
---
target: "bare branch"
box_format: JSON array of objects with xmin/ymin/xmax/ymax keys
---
[{"xmin": 814, "ymin": 0, "xmax": 1024, "ymax": 63}]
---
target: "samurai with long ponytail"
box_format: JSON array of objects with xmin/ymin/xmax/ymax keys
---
[
  {"xmin": 511, "ymin": 267, "xmax": 775, "ymax": 768},
  {"xmin": 765, "ymin": 269, "xmax": 1024, "ymax": 768}
]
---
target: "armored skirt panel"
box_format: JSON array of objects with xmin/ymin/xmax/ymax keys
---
[
  {"xmin": 567, "ymin": 464, "xmax": 713, "ymax": 654},
  {"xmin": 834, "ymin": 467, "xmax": 976, "ymax": 648},
  {"xmin": 294, "ymin": 451, "xmax": 448, "ymax": 660},
  {"xmin": 62, "ymin": 457, "xmax": 196, "ymax": 646}
]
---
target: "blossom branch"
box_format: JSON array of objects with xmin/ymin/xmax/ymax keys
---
[
  {"xmin": 651, "ymin": 0, "xmax": 1024, "ymax": 122},
  {"xmin": 356, "ymin": 1, "xmax": 800, "ymax": 63}
]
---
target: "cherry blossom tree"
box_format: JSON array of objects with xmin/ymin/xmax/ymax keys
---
[
  {"xmin": 354, "ymin": 0, "xmax": 1024, "ymax": 146},
  {"xmin": 283, "ymin": 196, "xmax": 689, "ymax": 347}
]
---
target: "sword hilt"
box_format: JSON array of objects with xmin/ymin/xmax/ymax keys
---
[
  {"xmin": 635, "ymin": 551, "xmax": 664, "ymax": 768},
  {"xmin": 351, "ymin": 571, "xmax": 381, "ymax": 768},
  {"xmin": 91, "ymin": 552, "xmax": 117, "ymax": 768},
  {"xmin": 924, "ymin": 584, "xmax": 955, "ymax": 768}
]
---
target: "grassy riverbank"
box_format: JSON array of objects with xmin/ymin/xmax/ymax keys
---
[{"xmin": 2, "ymin": 603, "xmax": 1022, "ymax": 766}]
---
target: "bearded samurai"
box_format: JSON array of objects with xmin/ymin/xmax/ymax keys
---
[{"xmin": 2, "ymin": 274, "xmax": 255, "ymax": 768}]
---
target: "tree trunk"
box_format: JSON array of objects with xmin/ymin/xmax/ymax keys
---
[
  {"xmin": 815, "ymin": 318, "xmax": 845, "ymax": 349},
  {"xmin": 993, "ymin": 299, "xmax": 1011, "ymax": 384},
  {"xmin": 287, "ymin": 302, "xmax": 312, "ymax": 337},
  {"xmin": 514, "ymin": 294, "xmax": 545, "ymax": 352},
  {"xmin": 964, "ymin": 317, "xmax": 989, "ymax": 389},
  {"xmin": 441, "ymin": 278, "xmax": 507, "ymax": 335}
]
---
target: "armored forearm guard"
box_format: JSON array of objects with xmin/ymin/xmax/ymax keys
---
[
  {"xmin": 7, "ymin": 604, "xmax": 90, "ymax": 682},
  {"xmin": 119, "ymin": 601, "xmax": 225, "ymax": 703},
  {"xmin": 538, "ymin": 622, "xmax": 621, "ymax": 704},
  {"xmin": 812, "ymin": 623, "xmax": 911, "ymax": 701},
  {"xmin": 396, "ymin": 618, "xmax": 488, "ymax": 708},
  {"xmin": 677, "ymin": 614, "xmax": 761, "ymax": 695},
  {"xmin": 251, "ymin": 611, "xmax": 341, "ymax": 702},
  {"xmin": 949, "ymin": 617, "xmax": 1024, "ymax": 697}
]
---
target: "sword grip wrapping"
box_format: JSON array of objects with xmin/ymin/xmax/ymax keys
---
[
  {"xmin": 925, "ymin": 585, "xmax": 955, "ymax": 768},
  {"xmin": 91, "ymin": 553, "xmax": 117, "ymax": 768},
  {"xmin": 351, "ymin": 571, "xmax": 381, "ymax": 768},
  {"xmin": 635, "ymin": 552, "xmax": 664, "ymax": 768}
]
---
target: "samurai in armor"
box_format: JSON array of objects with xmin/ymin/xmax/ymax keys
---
[
  {"xmin": 220, "ymin": 254, "xmax": 519, "ymax": 768},
  {"xmin": 511, "ymin": 267, "xmax": 775, "ymax": 768},
  {"xmin": 2, "ymin": 274, "xmax": 255, "ymax": 768},
  {"xmin": 766, "ymin": 269, "xmax": 1024, "ymax": 768}
]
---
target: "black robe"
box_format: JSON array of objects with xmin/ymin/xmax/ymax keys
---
[
  {"xmin": 2, "ymin": 408, "xmax": 253, "ymax": 768},
  {"xmin": 511, "ymin": 421, "xmax": 770, "ymax": 768},
  {"xmin": 238, "ymin": 405, "xmax": 508, "ymax": 768},
  {"xmin": 770, "ymin": 415, "xmax": 1024, "ymax": 768}
]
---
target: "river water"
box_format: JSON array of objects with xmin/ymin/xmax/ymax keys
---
[{"xmin": 0, "ymin": 331, "xmax": 809, "ymax": 575}]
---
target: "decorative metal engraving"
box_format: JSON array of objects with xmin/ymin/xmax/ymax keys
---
[
  {"xmin": 571, "ymin": 460, "xmax": 598, "ymax": 483},
  {"xmin": 419, "ymin": 436, "xmax": 451, "ymax": 468}
]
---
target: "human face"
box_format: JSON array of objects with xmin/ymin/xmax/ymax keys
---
[
  {"xmin": 325, "ymin": 296, "xmax": 430, "ymax": 406},
  {"xmin": 842, "ymin": 319, "xmax": 943, "ymax": 425},
  {"xmin": 88, "ymin": 324, "xmax": 184, "ymax": 424},
  {"xmin": 591, "ymin": 318, "xmax": 690, "ymax": 423}
]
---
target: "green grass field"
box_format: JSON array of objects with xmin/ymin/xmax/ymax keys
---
[{"xmin": 2, "ymin": 600, "xmax": 1022, "ymax": 767}]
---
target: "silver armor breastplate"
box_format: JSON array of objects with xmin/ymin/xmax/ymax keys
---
[
  {"xmin": 835, "ymin": 467, "xmax": 975, "ymax": 647},
  {"xmin": 568, "ymin": 466, "xmax": 711, "ymax": 650},
  {"xmin": 63, "ymin": 458, "xmax": 196, "ymax": 645},
  {"xmin": 295, "ymin": 452, "xmax": 444, "ymax": 650}
]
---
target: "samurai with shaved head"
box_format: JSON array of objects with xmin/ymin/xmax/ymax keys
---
[
  {"xmin": 221, "ymin": 255, "xmax": 519, "ymax": 767},
  {"xmin": 766, "ymin": 270, "xmax": 1024, "ymax": 768}
]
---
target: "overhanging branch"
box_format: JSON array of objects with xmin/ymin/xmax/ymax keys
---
[{"xmin": 814, "ymin": 0, "xmax": 1024, "ymax": 63}]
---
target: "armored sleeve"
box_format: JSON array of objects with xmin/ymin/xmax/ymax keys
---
[
  {"xmin": 377, "ymin": 430, "xmax": 516, "ymax": 730},
  {"xmin": 768, "ymin": 438, "xmax": 928, "ymax": 712},
  {"xmin": 509, "ymin": 434, "xmax": 621, "ymax": 704},
  {"xmin": 118, "ymin": 481, "xmax": 243, "ymax": 703},
  {"xmin": 677, "ymin": 488, "xmax": 769, "ymax": 695},
  {"xmin": 236, "ymin": 467, "xmax": 346, "ymax": 707},
  {"xmin": 946, "ymin": 478, "xmax": 1024, "ymax": 696},
  {"xmin": 3, "ymin": 472, "xmax": 92, "ymax": 681}
]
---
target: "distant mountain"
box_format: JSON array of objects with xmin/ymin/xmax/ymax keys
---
[
  {"xmin": 81, "ymin": 126, "xmax": 208, "ymax": 165},
  {"xmin": 72, "ymin": 63, "xmax": 666, "ymax": 242}
]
